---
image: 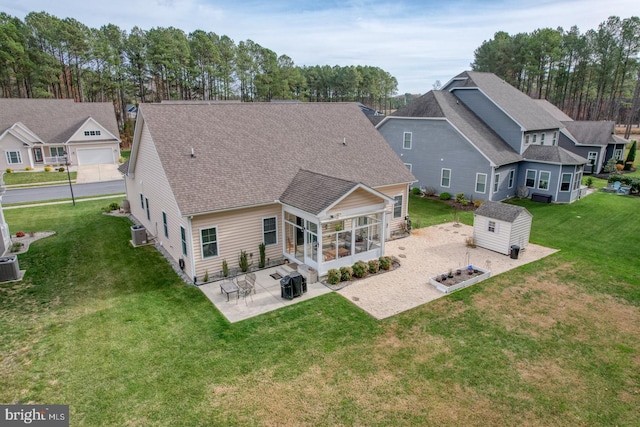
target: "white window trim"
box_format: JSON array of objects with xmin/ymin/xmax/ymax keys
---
[
  {"xmin": 525, "ymin": 169, "xmax": 537, "ymax": 188},
  {"xmin": 524, "ymin": 134, "xmax": 530, "ymax": 145},
  {"xmin": 475, "ymin": 173, "xmax": 487, "ymax": 194},
  {"xmin": 532, "ymin": 134, "xmax": 538, "ymax": 144},
  {"xmin": 587, "ymin": 151, "xmax": 598, "ymax": 165},
  {"xmin": 508, "ymin": 169, "xmax": 515, "ymax": 189},
  {"xmin": 5, "ymin": 150, "xmax": 23, "ymax": 164},
  {"xmin": 393, "ymin": 194, "xmax": 403, "ymax": 218},
  {"xmin": 553, "ymin": 131, "xmax": 558, "ymax": 145},
  {"xmin": 200, "ymin": 226, "xmax": 219, "ymax": 259},
  {"xmin": 614, "ymin": 149, "xmax": 623, "ymax": 160},
  {"xmin": 404, "ymin": 163, "xmax": 412, "ymax": 172},
  {"xmin": 162, "ymin": 211, "xmax": 168, "ymax": 238},
  {"xmin": 262, "ymin": 216, "xmax": 278, "ymax": 246},
  {"xmin": 441, "ymin": 168, "xmax": 451, "ymax": 188},
  {"xmin": 50, "ymin": 146, "xmax": 66, "ymax": 157},
  {"xmin": 560, "ymin": 173, "xmax": 572, "ymax": 192},
  {"xmin": 540, "ymin": 133, "xmax": 546, "ymax": 145},
  {"xmin": 488, "ymin": 220, "xmax": 498, "ymax": 233},
  {"xmin": 180, "ymin": 226, "xmax": 188, "ymax": 257},
  {"xmin": 538, "ymin": 170, "xmax": 551, "ymax": 190},
  {"xmin": 403, "ymin": 132, "xmax": 412, "ymax": 149},
  {"xmin": 493, "ymin": 173, "xmax": 500, "ymax": 193}
]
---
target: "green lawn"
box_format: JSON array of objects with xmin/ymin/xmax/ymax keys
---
[
  {"xmin": 1, "ymin": 194, "xmax": 639, "ymax": 426},
  {"xmin": 3, "ymin": 171, "xmax": 77, "ymax": 185}
]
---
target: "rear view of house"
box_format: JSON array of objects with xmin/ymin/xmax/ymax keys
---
[
  {"xmin": 0, "ymin": 99, "xmax": 121, "ymax": 169},
  {"xmin": 121, "ymin": 102, "xmax": 415, "ymax": 281}
]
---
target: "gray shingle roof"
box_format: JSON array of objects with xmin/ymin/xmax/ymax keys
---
[
  {"xmin": 475, "ymin": 200, "xmax": 531, "ymax": 222},
  {"xmin": 561, "ymin": 121, "xmax": 616, "ymax": 146},
  {"xmin": 136, "ymin": 102, "xmax": 416, "ymax": 216},
  {"xmin": 392, "ymin": 91, "xmax": 522, "ymax": 166},
  {"xmin": 280, "ymin": 170, "xmax": 358, "ymax": 215},
  {"xmin": 0, "ymin": 99, "xmax": 120, "ymax": 143},
  {"xmin": 523, "ymin": 145, "xmax": 587, "ymax": 164},
  {"xmin": 452, "ymin": 71, "xmax": 562, "ymax": 131},
  {"xmin": 533, "ymin": 99, "xmax": 574, "ymax": 121}
]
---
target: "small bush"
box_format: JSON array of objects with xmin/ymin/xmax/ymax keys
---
[
  {"xmin": 368, "ymin": 259, "xmax": 380, "ymax": 274},
  {"xmin": 119, "ymin": 156, "xmax": 125, "ymax": 163},
  {"xmin": 222, "ymin": 260, "xmax": 229, "ymax": 277},
  {"xmin": 58, "ymin": 167, "xmax": 65, "ymax": 172},
  {"xmin": 339, "ymin": 266, "xmax": 353, "ymax": 282},
  {"xmin": 258, "ymin": 242, "xmax": 266, "ymax": 268},
  {"xmin": 15, "ymin": 231, "xmax": 25, "ymax": 238},
  {"xmin": 5, "ymin": 168, "xmax": 13, "ymax": 173},
  {"xmin": 455, "ymin": 193, "xmax": 466, "ymax": 203},
  {"xmin": 585, "ymin": 177, "xmax": 593, "ymax": 188},
  {"xmin": 352, "ymin": 261, "xmax": 368, "ymax": 278},
  {"xmin": 239, "ymin": 250, "xmax": 249, "ymax": 272},
  {"xmin": 439, "ymin": 192, "xmax": 451, "ymax": 200},
  {"xmin": 379, "ymin": 256, "xmax": 392, "ymax": 271},
  {"xmin": 423, "ymin": 186, "xmax": 437, "ymax": 196},
  {"xmin": 44, "ymin": 166, "xmax": 52, "ymax": 172},
  {"xmin": 465, "ymin": 236, "xmax": 477, "ymax": 248},
  {"xmin": 327, "ymin": 269, "xmax": 341, "ymax": 284},
  {"xmin": 203, "ymin": 270, "xmax": 209, "ymax": 282},
  {"xmin": 411, "ymin": 187, "xmax": 421, "ymax": 195},
  {"xmin": 25, "ymin": 166, "xmax": 33, "ymax": 171},
  {"xmin": 11, "ymin": 242, "xmax": 23, "ymax": 252},
  {"xmin": 473, "ymin": 200, "xmax": 483, "ymax": 208}
]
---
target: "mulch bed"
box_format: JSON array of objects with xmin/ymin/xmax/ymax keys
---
[{"xmin": 419, "ymin": 194, "xmax": 478, "ymax": 211}]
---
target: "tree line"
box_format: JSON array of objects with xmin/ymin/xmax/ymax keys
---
[
  {"xmin": 0, "ymin": 11, "xmax": 398, "ymax": 128},
  {"xmin": 471, "ymin": 16, "xmax": 640, "ymax": 138}
]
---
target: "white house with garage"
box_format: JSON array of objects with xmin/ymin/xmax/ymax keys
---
[{"xmin": 0, "ymin": 99, "xmax": 121, "ymax": 169}]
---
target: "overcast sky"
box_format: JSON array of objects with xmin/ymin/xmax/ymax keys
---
[{"xmin": 2, "ymin": 0, "xmax": 639, "ymax": 94}]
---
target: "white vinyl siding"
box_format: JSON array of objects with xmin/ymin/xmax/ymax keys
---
[
  {"xmin": 201, "ymin": 227, "xmax": 219, "ymax": 259},
  {"xmin": 441, "ymin": 168, "xmax": 451, "ymax": 188},
  {"xmin": 538, "ymin": 171, "xmax": 550, "ymax": 190},
  {"xmin": 403, "ymin": 132, "xmax": 412, "ymax": 149},
  {"xmin": 475, "ymin": 173, "xmax": 487, "ymax": 194},
  {"xmin": 263, "ymin": 217, "xmax": 277, "ymax": 246}
]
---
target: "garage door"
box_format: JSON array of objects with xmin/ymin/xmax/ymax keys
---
[{"xmin": 77, "ymin": 148, "xmax": 114, "ymax": 165}]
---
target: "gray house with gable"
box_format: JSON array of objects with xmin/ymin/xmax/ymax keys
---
[{"xmin": 377, "ymin": 71, "xmax": 588, "ymax": 203}]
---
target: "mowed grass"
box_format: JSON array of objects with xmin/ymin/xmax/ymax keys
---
[
  {"xmin": 3, "ymin": 171, "xmax": 77, "ymax": 185},
  {"xmin": 1, "ymin": 194, "xmax": 639, "ymax": 426}
]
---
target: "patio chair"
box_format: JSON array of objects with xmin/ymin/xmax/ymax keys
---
[
  {"xmin": 613, "ymin": 181, "xmax": 621, "ymax": 192},
  {"xmin": 235, "ymin": 273, "xmax": 256, "ymax": 305}
]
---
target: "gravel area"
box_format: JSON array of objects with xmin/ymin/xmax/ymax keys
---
[{"xmin": 338, "ymin": 222, "xmax": 558, "ymax": 319}]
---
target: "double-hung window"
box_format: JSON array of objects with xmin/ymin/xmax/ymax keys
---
[
  {"xmin": 5, "ymin": 151, "xmax": 22, "ymax": 164},
  {"xmin": 180, "ymin": 226, "xmax": 188, "ymax": 256},
  {"xmin": 540, "ymin": 133, "xmax": 546, "ymax": 145},
  {"xmin": 404, "ymin": 163, "xmax": 412, "ymax": 172},
  {"xmin": 441, "ymin": 168, "xmax": 451, "ymax": 188},
  {"xmin": 403, "ymin": 132, "xmax": 412, "ymax": 149},
  {"xmin": 162, "ymin": 212, "xmax": 168, "ymax": 238},
  {"xmin": 201, "ymin": 227, "xmax": 218, "ymax": 258},
  {"xmin": 525, "ymin": 170, "xmax": 536, "ymax": 188},
  {"xmin": 508, "ymin": 170, "xmax": 515, "ymax": 189},
  {"xmin": 488, "ymin": 221, "xmax": 496, "ymax": 233},
  {"xmin": 50, "ymin": 146, "xmax": 65, "ymax": 157},
  {"xmin": 475, "ymin": 173, "xmax": 487, "ymax": 193},
  {"xmin": 393, "ymin": 195, "xmax": 403, "ymax": 218},
  {"xmin": 493, "ymin": 173, "xmax": 500, "ymax": 193},
  {"xmin": 263, "ymin": 217, "xmax": 277, "ymax": 246},
  {"xmin": 145, "ymin": 197, "xmax": 150, "ymax": 220},
  {"xmin": 560, "ymin": 173, "xmax": 572, "ymax": 192},
  {"xmin": 538, "ymin": 171, "xmax": 550, "ymax": 190}
]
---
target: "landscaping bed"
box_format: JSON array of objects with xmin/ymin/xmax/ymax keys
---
[{"xmin": 429, "ymin": 265, "xmax": 491, "ymax": 293}]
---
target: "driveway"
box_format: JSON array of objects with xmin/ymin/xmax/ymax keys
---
[{"xmin": 76, "ymin": 164, "xmax": 123, "ymax": 183}]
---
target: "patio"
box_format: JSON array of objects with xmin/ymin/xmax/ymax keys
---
[{"xmin": 198, "ymin": 267, "xmax": 332, "ymax": 323}]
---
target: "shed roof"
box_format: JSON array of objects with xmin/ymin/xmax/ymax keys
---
[
  {"xmin": 133, "ymin": 102, "xmax": 415, "ymax": 216},
  {"xmin": 0, "ymin": 99, "xmax": 120, "ymax": 143},
  {"xmin": 475, "ymin": 201, "xmax": 531, "ymax": 222}
]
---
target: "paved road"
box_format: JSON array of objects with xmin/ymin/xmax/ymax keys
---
[{"xmin": 3, "ymin": 180, "xmax": 126, "ymax": 204}]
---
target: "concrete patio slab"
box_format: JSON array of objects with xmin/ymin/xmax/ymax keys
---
[
  {"xmin": 76, "ymin": 164, "xmax": 123, "ymax": 183},
  {"xmin": 199, "ymin": 267, "xmax": 332, "ymax": 323}
]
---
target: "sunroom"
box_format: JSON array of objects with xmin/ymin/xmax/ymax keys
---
[{"xmin": 279, "ymin": 170, "xmax": 394, "ymax": 276}]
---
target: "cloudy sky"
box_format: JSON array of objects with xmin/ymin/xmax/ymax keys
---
[{"xmin": 2, "ymin": 0, "xmax": 638, "ymax": 94}]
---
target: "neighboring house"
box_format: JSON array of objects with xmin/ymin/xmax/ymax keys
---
[
  {"xmin": 377, "ymin": 71, "xmax": 588, "ymax": 203},
  {"xmin": 0, "ymin": 99, "xmax": 121, "ymax": 169},
  {"xmin": 473, "ymin": 201, "xmax": 532, "ymax": 255},
  {"xmin": 534, "ymin": 100, "xmax": 627, "ymax": 173},
  {"xmin": 121, "ymin": 102, "xmax": 415, "ymax": 281}
]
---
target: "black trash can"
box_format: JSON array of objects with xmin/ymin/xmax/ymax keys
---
[
  {"xmin": 281, "ymin": 275, "xmax": 294, "ymax": 300},
  {"xmin": 510, "ymin": 245, "xmax": 520, "ymax": 259}
]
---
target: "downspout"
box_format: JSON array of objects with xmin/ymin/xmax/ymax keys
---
[
  {"xmin": 187, "ymin": 216, "xmax": 196, "ymax": 284},
  {"xmin": 489, "ymin": 166, "xmax": 496, "ymax": 202}
]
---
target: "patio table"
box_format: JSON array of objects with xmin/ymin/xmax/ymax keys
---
[{"xmin": 220, "ymin": 280, "xmax": 239, "ymax": 302}]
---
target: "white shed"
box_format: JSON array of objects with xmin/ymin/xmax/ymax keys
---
[{"xmin": 473, "ymin": 201, "xmax": 532, "ymax": 255}]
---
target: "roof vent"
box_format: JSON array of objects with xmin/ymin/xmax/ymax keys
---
[
  {"xmin": 190, "ymin": 147, "xmax": 196, "ymax": 158},
  {"xmin": 342, "ymin": 138, "xmax": 346, "ymax": 146}
]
